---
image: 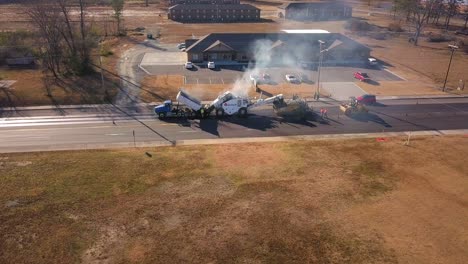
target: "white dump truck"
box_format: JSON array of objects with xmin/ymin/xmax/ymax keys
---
[{"xmin": 154, "ymin": 89, "xmax": 284, "ymax": 119}]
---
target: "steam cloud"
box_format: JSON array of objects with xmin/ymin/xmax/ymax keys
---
[{"xmin": 229, "ymin": 36, "xmax": 313, "ymax": 98}]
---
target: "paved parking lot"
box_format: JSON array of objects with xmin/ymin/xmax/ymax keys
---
[
  {"xmin": 140, "ymin": 52, "xmax": 186, "ymax": 66},
  {"xmin": 321, "ymin": 82, "xmax": 367, "ymax": 100},
  {"xmin": 139, "ymin": 52, "xmax": 403, "ymax": 85}
]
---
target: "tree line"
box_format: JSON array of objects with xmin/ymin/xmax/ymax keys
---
[
  {"xmin": 392, "ymin": 0, "xmax": 468, "ymax": 45},
  {"xmin": 20, "ymin": 0, "xmax": 128, "ymax": 77}
]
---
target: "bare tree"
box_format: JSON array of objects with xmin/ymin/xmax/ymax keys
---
[
  {"xmin": 444, "ymin": 0, "xmax": 462, "ymax": 30},
  {"xmin": 26, "ymin": 1, "xmax": 63, "ymax": 77},
  {"xmin": 26, "ymin": 0, "xmax": 96, "ymax": 76},
  {"xmin": 408, "ymin": 0, "xmax": 437, "ymax": 46},
  {"xmin": 111, "ymin": 0, "xmax": 125, "ymax": 36},
  {"xmin": 464, "ymin": 11, "xmax": 468, "ymax": 30}
]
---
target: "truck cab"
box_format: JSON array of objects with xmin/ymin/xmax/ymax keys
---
[{"xmin": 154, "ymin": 100, "xmax": 173, "ymax": 118}]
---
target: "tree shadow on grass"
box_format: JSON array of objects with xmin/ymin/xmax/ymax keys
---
[{"xmin": 0, "ymin": 88, "xmax": 23, "ymax": 117}]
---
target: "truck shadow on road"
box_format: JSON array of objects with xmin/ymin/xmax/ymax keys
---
[
  {"xmin": 188, "ymin": 113, "xmax": 320, "ymax": 137},
  {"xmin": 348, "ymin": 112, "xmax": 393, "ymax": 128}
]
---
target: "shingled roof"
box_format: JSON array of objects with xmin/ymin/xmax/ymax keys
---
[
  {"xmin": 169, "ymin": 4, "xmax": 259, "ymax": 11},
  {"xmin": 281, "ymin": 1, "xmax": 350, "ymax": 10},
  {"xmin": 185, "ymin": 33, "xmax": 369, "ymax": 53}
]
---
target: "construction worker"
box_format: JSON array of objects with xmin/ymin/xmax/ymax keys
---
[{"xmin": 200, "ymin": 108, "xmax": 205, "ymax": 118}]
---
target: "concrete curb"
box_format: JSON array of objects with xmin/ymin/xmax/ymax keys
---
[
  {"xmin": 2, "ymin": 129, "xmax": 467, "ymax": 154},
  {"xmin": 174, "ymin": 129, "xmax": 468, "ymax": 146},
  {"xmin": 138, "ymin": 53, "xmax": 151, "ymax": 75}
]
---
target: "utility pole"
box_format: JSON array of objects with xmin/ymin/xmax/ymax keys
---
[
  {"xmin": 315, "ymin": 40, "xmax": 325, "ymax": 100},
  {"xmin": 443, "ymin": 44, "xmax": 458, "ymax": 92},
  {"xmin": 99, "ymin": 39, "xmax": 105, "ymax": 98}
]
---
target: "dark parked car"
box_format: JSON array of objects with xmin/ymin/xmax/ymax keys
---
[{"xmin": 356, "ymin": 94, "xmax": 377, "ymax": 105}]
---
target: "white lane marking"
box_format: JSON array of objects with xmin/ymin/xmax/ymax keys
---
[
  {"xmin": 384, "ymin": 68, "xmax": 407, "ymax": 81},
  {"xmin": 0, "ymin": 119, "xmax": 178, "ymax": 128},
  {"xmin": 178, "ymin": 130, "xmax": 199, "ymax": 133},
  {"xmin": 105, "ymin": 133, "xmax": 125, "ymax": 136}
]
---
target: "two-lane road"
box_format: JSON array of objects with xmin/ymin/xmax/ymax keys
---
[{"xmin": 1, "ymin": 98, "xmax": 468, "ymax": 153}]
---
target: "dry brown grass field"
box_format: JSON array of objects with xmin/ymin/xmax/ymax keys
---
[{"xmin": 1, "ymin": 136, "xmax": 467, "ymax": 263}]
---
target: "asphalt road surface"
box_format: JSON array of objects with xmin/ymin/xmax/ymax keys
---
[{"xmin": 1, "ymin": 98, "xmax": 467, "ymax": 153}]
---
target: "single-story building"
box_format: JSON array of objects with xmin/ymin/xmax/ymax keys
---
[
  {"xmin": 169, "ymin": 0, "xmax": 240, "ymax": 4},
  {"xmin": 168, "ymin": 4, "xmax": 261, "ymax": 22},
  {"xmin": 185, "ymin": 33, "xmax": 371, "ymax": 65},
  {"xmin": 278, "ymin": 2, "xmax": 352, "ymax": 21}
]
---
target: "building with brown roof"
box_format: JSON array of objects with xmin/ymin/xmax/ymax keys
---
[
  {"xmin": 278, "ymin": 1, "xmax": 352, "ymax": 21},
  {"xmin": 185, "ymin": 32, "xmax": 370, "ymax": 65}
]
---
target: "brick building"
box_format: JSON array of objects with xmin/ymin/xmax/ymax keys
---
[
  {"xmin": 278, "ymin": 2, "xmax": 352, "ymax": 21},
  {"xmin": 168, "ymin": 0, "xmax": 260, "ymax": 22},
  {"xmin": 169, "ymin": 0, "xmax": 240, "ymax": 4}
]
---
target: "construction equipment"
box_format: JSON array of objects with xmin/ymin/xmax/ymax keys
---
[
  {"xmin": 154, "ymin": 90, "xmax": 204, "ymax": 118},
  {"xmin": 340, "ymin": 97, "xmax": 368, "ymax": 116},
  {"xmin": 155, "ymin": 89, "xmax": 284, "ymax": 119},
  {"xmin": 273, "ymin": 95, "xmax": 311, "ymax": 120}
]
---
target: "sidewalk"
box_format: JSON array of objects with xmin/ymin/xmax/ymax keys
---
[{"xmin": 1, "ymin": 94, "xmax": 468, "ymax": 111}]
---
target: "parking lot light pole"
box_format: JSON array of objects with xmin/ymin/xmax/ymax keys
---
[
  {"xmin": 443, "ymin": 44, "xmax": 458, "ymax": 92},
  {"xmin": 316, "ymin": 40, "xmax": 325, "ymax": 100}
]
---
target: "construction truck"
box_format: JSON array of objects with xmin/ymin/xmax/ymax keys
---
[
  {"xmin": 273, "ymin": 95, "xmax": 311, "ymax": 120},
  {"xmin": 340, "ymin": 97, "xmax": 368, "ymax": 116},
  {"xmin": 154, "ymin": 89, "xmax": 284, "ymax": 119},
  {"xmin": 154, "ymin": 90, "xmax": 205, "ymax": 118}
]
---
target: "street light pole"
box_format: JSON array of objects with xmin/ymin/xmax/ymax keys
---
[
  {"xmin": 316, "ymin": 40, "xmax": 325, "ymax": 100},
  {"xmin": 443, "ymin": 44, "xmax": 458, "ymax": 92}
]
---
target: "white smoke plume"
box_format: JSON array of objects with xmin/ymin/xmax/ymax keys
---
[{"xmin": 229, "ymin": 37, "xmax": 311, "ymax": 98}]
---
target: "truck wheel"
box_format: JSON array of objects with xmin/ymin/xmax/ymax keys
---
[
  {"xmin": 238, "ymin": 108, "xmax": 247, "ymax": 118},
  {"xmin": 158, "ymin": 112, "xmax": 166, "ymax": 119},
  {"xmin": 215, "ymin": 109, "xmax": 224, "ymax": 118}
]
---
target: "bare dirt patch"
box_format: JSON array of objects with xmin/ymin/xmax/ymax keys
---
[
  {"xmin": 140, "ymin": 74, "xmax": 319, "ymax": 101},
  {"xmin": 357, "ymin": 80, "xmax": 446, "ymax": 96}
]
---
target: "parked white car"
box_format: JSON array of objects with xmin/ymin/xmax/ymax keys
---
[
  {"xmin": 368, "ymin": 57, "xmax": 378, "ymax": 66},
  {"xmin": 177, "ymin": 43, "xmax": 186, "ymax": 49},
  {"xmin": 285, "ymin": 74, "xmax": 300, "ymax": 83},
  {"xmin": 184, "ymin": 61, "xmax": 193, "ymax": 69},
  {"xmin": 249, "ymin": 74, "xmax": 259, "ymax": 83},
  {"xmin": 207, "ymin": 61, "xmax": 215, "ymax": 69}
]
